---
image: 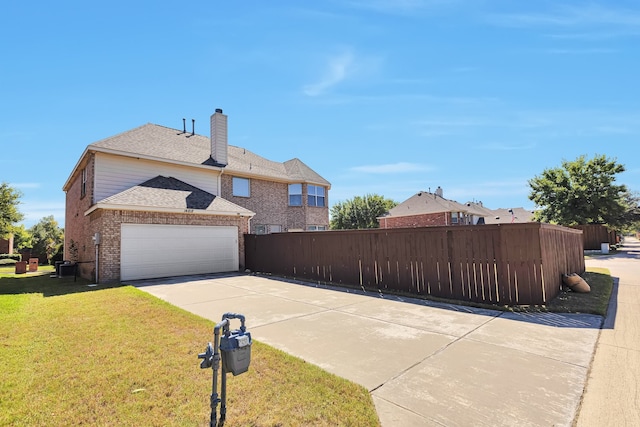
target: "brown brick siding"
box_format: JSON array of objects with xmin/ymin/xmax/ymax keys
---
[
  {"xmin": 0, "ymin": 236, "xmax": 13, "ymax": 254},
  {"xmin": 221, "ymin": 175, "xmax": 329, "ymax": 232},
  {"xmin": 378, "ymin": 212, "xmax": 452, "ymax": 228},
  {"xmin": 65, "ymin": 154, "xmax": 250, "ymax": 283},
  {"xmin": 94, "ymin": 210, "xmax": 249, "ymax": 283},
  {"xmin": 64, "ymin": 153, "xmax": 97, "ymax": 278}
]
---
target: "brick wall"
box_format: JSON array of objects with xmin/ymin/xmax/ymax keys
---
[
  {"xmin": 378, "ymin": 212, "xmax": 451, "ymax": 229},
  {"xmin": 64, "ymin": 153, "xmax": 97, "ymax": 278},
  {"xmin": 0, "ymin": 236, "xmax": 13, "ymax": 254},
  {"xmin": 94, "ymin": 209, "xmax": 250, "ymax": 283},
  {"xmin": 221, "ymin": 175, "xmax": 329, "ymax": 232}
]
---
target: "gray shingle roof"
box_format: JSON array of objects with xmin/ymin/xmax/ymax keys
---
[
  {"xmin": 97, "ymin": 176, "xmax": 254, "ymax": 216},
  {"xmin": 385, "ymin": 191, "xmax": 481, "ymax": 217},
  {"xmin": 89, "ymin": 123, "xmax": 330, "ymax": 186},
  {"xmin": 484, "ymin": 207, "xmax": 535, "ymax": 224}
]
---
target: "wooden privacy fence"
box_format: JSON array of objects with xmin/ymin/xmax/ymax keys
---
[
  {"xmin": 244, "ymin": 223, "xmax": 585, "ymax": 306},
  {"xmin": 572, "ymin": 224, "xmax": 617, "ymax": 250}
]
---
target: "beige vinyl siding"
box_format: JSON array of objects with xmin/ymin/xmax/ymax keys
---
[{"xmin": 94, "ymin": 153, "xmax": 219, "ymax": 202}]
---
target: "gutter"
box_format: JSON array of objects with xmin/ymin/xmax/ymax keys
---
[{"xmin": 84, "ymin": 203, "xmax": 255, "ymax": 218}]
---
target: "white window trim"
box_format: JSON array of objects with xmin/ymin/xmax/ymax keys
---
[
  {"xmin": 308, "ymin": 185, "xmax": 326, "ymax": 207},
  {"xmin": 289, "ymin": 183, "xmax": 302, "ymax": 206},
  {"xmin": 81, "ymin": 168, "xmax": 87, "ymax": 198}
]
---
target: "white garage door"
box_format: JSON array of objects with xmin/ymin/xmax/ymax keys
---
[{"xmin": 120, "ymin": 224, "xmax": 239, "ymax": 281}]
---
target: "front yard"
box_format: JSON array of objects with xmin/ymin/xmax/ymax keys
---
[{"xmin": 0, "ymin": 269, "xmax": 380, "ymax": 426}]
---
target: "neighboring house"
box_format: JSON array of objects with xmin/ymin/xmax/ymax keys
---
[
  {"xmin": 483, "ymin": 207, "xmax": 535, "ymax": 224},
  {"xmin": 63, "ymin": 108, "xmax": 330, "ymax": 283},
  {"xmin": 378, "ymin": 187, "xmax": 486, "ymax": 228},
  {"xmin": 0, "ymin": 235, "xmax": 13, "ymax": 254},
  {"xmin": 378, "ymin": 187, "xmax": 535, "ymax": 228}
]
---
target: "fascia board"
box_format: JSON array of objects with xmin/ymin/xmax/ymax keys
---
[{"xmin": 85, "ymin": 203, "xmax": 255, "ymax": 218}]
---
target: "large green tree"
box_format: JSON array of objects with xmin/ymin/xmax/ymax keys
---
[
  {"xmin": 29, "ymin": 215, "xmax": 64, "ymax": 264},
  {"xmin": 330, "ymin": 194, "xmax": 397, "ymax": 230},
  {"xmin": 528, "ymin": 154, "xmax": 631, "ymax": 228},
  {"xmin": 0, "ymin": 182, "xmax": 24, "ymax": 238},
  {"xmin": 11, "ymin": 224, "xmax": 33, "ymax": 251}
]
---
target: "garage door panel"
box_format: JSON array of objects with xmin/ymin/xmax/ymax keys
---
[{"xmin": 121, "ymin": 224, "xmax": 239, "ymax": 281}]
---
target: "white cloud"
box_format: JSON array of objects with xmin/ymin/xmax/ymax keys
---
[
  {"xmin": 480, "ymin": 143, "xmax": 537, "ymax": 151},
  {"xmin": 487, "ymin": 4, "xmax": 640, "ymax": 29},
  {"xmin": 443, "ymin": 180, "xmax": 533, "ymax": 206},
  {"xmin": 11, "ymin": 182, "xmax": 41, "ymax": 189},
  {"xmin": 546, "ymin": 30, "xmax": 640, "ymax": 40},
  {"xmin": 18, "ymin": 200, "xmax": 66, "ymax": 228},
  {"xmin": 345, "ymin": 0, "xmax": 457, "ymax": 14},
  {"xmin": 303, "ymin": 51, "xmax": 356, "ymax": 97},
  {"xmin": 350, "ymin": 162, "xmax": 430, "ymax": 174},
  {"xmin": 544, "ymin": 48, "xmax": 616, "ymax": 54}
]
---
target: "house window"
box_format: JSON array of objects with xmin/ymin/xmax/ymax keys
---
[
  {"xmin": 307, "ymin": 185, "xmax": 325, "ymax": 207},
  {"xmin": 81, "ymin": 168, "xmax": 87, "ymax": 198},
  {"xmin": 233, "ymin": 177, "xmax": 250, "ymax": 197},
  {"xmin": 451, "ymin": 212, "xmax": 459, "ymax": 224},
  {"xmin": 307, "ymin": 225, "xmax": 327, "ymax": 231},
  {"xmin": 255, "ymin": 224, "xmax": 267, "ymax": 235},
  {"xmin": 289, "ymin": 183, "xmax": 302, "ymax": 206},
  {"xmin": 269, "ymin": 225, "xmax": 282, "ymax": 233}
]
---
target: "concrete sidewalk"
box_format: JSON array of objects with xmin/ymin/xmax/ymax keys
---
[
  {"xmin": 135, "ymin": 273, "xmax": 602, "ymax": 426},
  {"xmin": 575, "ymin": 237, "xmax": 640, "ymax": 426}
]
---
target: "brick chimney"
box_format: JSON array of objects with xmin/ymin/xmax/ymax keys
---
[{"xmin": 210, "ymin": 108, "xmax": 228, "ymax": 165}]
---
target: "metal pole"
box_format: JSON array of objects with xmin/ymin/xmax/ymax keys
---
[
  {"xmin": 211, "ymin": 319, "xmax": 229, "ymax": 427},
  {"xmin": 95, "ymin": 244, "xmax": 99, "ymax": 283},
  {"xmin": 220, "ymin": 353, "xmax": 227, "ymax": 425},
  {"xmin": 200, "ymin": 313, "xmax": 249, "ymax": 427}
]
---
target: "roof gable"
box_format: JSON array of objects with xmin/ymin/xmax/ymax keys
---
[
  {"xmin": 86, "ymin": 123, "xmax": 330, "ymax": 186},
  {"xmin": 385, "ymin": 191, "xmax": 471, "ymax": 217},
  {"xmin": 96, "ymin": 176, "xmax": 254, "ymax": 215}
]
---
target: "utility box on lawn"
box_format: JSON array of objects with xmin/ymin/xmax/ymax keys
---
[{"xmin": 220, "ymin": 330, "xmax": 252, "ymax": 376}]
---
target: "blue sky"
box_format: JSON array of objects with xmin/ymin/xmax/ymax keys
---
[{"xmin": 2, "ymin": 0, "xmax": 639, "ymax": 228}]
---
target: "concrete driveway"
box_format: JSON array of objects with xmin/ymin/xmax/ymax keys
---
[{"xmin": 134, "ymin": 274, "xmax": 602, "ymax": 426}]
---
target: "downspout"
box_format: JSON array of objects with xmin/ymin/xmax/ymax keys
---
[
  {"xmin": 218, "ymin": 168, "xmax": 224, "ymax": 197},
  {"xmin": 95, "ymin": 243, "xmax": 99, "ymax": 283}
]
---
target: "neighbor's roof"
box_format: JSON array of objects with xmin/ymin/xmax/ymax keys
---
[
  {"xmin": 86, "ymin": 176, "xmax": 254, "ymax": 217},
  {"xmin": 484, "ymin": 207, "xmax": 535, "ymax": 224},
  {"xmin": 86, "ymin": 123, "xmax": 330, "ymax": 186},
  {"xmin": 383, "ymin": 191, "xmax": 487, "ymax": 218}
]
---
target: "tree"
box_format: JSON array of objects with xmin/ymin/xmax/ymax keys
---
[
  {"xmin": 615, "ymin": 190, "xmax": 640, "ymax": 233},
  {"xmin": 528, "ymin": 154, "xmax": 631, "ymax": 228},
  {"xmin": 29, "ymin": 216, "xmax": 64, "ymax": 264},
  {"xmin": 0, "ymin": 182, "xmax": 24, "ymax": 238},
  {"xmin": 12, "ymin": 224, "xmax": 32, "ymax": 251},
  {"xmin": 330, "ymin": 194, "xmax": 397, "ymax": 230}
]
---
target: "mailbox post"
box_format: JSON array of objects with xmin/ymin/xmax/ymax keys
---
[{"xmin": 198, "ymin": 312, "xmax": 252, "ymax": 427}]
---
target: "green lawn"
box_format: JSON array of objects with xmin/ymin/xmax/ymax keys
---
[
  {"xmin": 0, "ymin": 271, "xmax": 380, "ymax": 426},
  {"xmin": 0, "ymin": 263, "xmax": 614, "ymax": 425},
  {"xmin": 544, "ymin": 267, "xmax": 613, "ymax": 316}
]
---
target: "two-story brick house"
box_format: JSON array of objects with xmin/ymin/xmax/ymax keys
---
[
  {"xmin": 63, "ymin": 108, "xmax": 330, "ymax": 283},
  {"xmin": 378, "ymin": 187, "xmax": 534, "ymax": 228},
  {"xmin": 378, "ymin": 187, "xmax": 487, "ymax": 228}
]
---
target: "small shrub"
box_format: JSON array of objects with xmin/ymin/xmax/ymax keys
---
[
  {"xmin": 50, "ymin": 252, "xmax": 63, "ymax": 264},
  {"xmin": 0, "ymin": 253, "xmax": 21, "ymax": 262}
]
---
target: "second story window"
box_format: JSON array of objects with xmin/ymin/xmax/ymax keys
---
[
  {"xmin": 81, "ymin": 168, "xmax": 87, "ymax": 198},
  {"xmin": 289, "ymin": 183, "xmax": 302, "ymax": 206},
  {"xmin": 233, "ymin": 177, "xmax": 250, "ymax": 197},
  {"xmin": 308, "ymin": 185, "xmax": 325, "ymax": 207}
]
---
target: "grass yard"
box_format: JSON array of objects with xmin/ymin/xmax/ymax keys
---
[
  {"xmin": 544, "ymin": 267, "xmax": 613, "ymax": 316},
  {"xmin": 0, "ymin": 270, "xmax": 380, "ymax": 426}
]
